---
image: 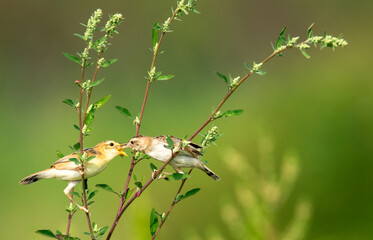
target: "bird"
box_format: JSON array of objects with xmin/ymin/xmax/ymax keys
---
[
  {"xmin": 124, "ymin": 135, "xmax": 220, "ymax": 180},
  {"xmin": 20, "ymin": 140, "xmax": 127, "ymax": 212}
]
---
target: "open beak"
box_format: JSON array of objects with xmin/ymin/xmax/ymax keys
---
[{"xmin": 117, "ymin": 143, "xmax": 128, "ymax": 157}]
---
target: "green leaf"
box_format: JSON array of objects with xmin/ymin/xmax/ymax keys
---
[
  {"xmin": 70, "ymin": 191, "xmax": 81, "ymax": 198},
  {"xmin": 63, "ymin": 52, "xmax": 82, "ymax": 65},
  {"xmin": 87, "ymin": 156, "xmax": 96, "ymax": 161},
  {"xmin": 115, "ymin": 106, "xmax": 132, "ymax": 118},
  {"xmin": 73, "ymin": 142, "xmax": 80, "ymax": 151},
  {"xmin": 157, "ymin": 75, "xmax": 175, "ymax": 81},
  {"xmin": 94, "ymin": 95, "xmax": 111, "ymax": 109},
  {"xmin": 164, "ymin": 135, "xmax": 174, "ymax": 149},
  {"xmin": 300, "ymin": 49, "xmax": 311, "ymax": 59},
  {"xmin": 87, "ymin": 78, "xmax": 105, "ymax": 88},
  {"xmin": 99, "ymin": 226, "xmax": 109, "ymax": 236},
  {"xmin": 134, "ymin": 181, "xmax": 143, "ymax": 189},
  {"xmin": 307, "ymin": 23, "xmax": 314, "ymax": 38},
  {"xmin": 220, "ymin": 109, "xmax": 244, "ymax": 118},
  {"xmin": 152, "ymin": 22, "xmax": 159, "ymax": 48},
  {"xmin": 276, "ymin": 27, "xmax": 287, "ymax": 49},
  {"xmin": 150, "ymin": 163, "xmax": 158, "ymax": 171},
  {"xmin": 216, "ymin": 72, "xmax": 228, "ymax": 85},
  {"xmin": 167, "ymin": 173, "xmax": 190, "ymax": 180},
  {"xmin": 244, "ymin": 63, "xmax": 251, "ymax": 71},
  {"xmin": 102, "ymin": 59, "xmax": 118, "ymax": 68},
  {"xmin": 255, "ymin": 70, "xmax": 266, "ymax": 75},
  {"xmin": 123, "ymin": 188, "xmax": 133, "ymax": 200},
  {"xmin": 96, "ymin": 184, "xmax": 118, "ymax": 195},
  {"xmin": 87, "ymin": 190, "xmax": 98, "ymax": 200},
  {"xmin": 184, "ymin": 188, "xmax": 201, "ymax": 199},
  {"xmin": 69, "ymin": 158, "xmax": 81, "ymax": 165},
  {"xmin": 35, "ymin": 229, "xmax": 57, "ymax": 239},
  {"xmin": 73, "ymin": 124, "xmax": 80, "ymax": 131},
  {"xmin": 62, "ymin": 99, "xmax": 75, "ymax": 107},
  {"xmin": 56, "ymin": 151, "xmax": 64, "ymax": 158},
  {"xmin": 150, "ymin": 208, "xmax": 160, "ymax": 236},
  {"xmin": 73, "ymin": 33, "xmax": 85, "ymax": 40}
]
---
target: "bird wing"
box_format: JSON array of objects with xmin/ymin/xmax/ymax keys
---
[
  {"xmin": 50, "ymin": 148, "xmax": 97, "ymax": 170},
  {"xmin": 156, "ymin": 135, "xmax": 203, "ymax": 158}
]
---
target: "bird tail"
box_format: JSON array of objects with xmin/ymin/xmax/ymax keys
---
[
  {"xmin": 19, "ymin": 169, "xmax": 54, "ymax": 185},
  {"xmin": 201, "ymin": 164, "xmax": 221, "ymax": 181}
]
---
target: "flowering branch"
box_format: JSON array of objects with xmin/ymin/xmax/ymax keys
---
[{"xmin": 151, "ymin": 25, "xmax": 348, "ymax": 239}]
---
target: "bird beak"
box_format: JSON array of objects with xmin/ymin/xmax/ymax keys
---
[
  {"xmin": 117, "ymin": 143, "xmax": 128, "ymax": 157},
  {"xmin": 121, "ymin": 143, "xmax": 130, "ymax": 149}
]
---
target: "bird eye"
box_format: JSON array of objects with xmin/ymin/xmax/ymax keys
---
[
  {"xmin": 131, "ymin": 140, "xmax": 134, "ymax": 144},
  {"xmin": 109, "ymin": 142, "xmax": 114, "ymax": 147}
]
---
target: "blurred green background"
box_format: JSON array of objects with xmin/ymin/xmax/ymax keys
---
[{"xmin": 1, "ymin": 0, "xmax": 372, "ymax": 239}]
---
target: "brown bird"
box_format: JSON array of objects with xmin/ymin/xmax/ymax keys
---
[
  {"xmin": 124, "ymin": 135, "xmax": 220, "ymax": 180},
  {"xmin": 20, "ymin": 140, "xmax": 127, "ymax": 212}
]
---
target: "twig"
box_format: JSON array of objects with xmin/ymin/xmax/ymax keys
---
[
  {"xmin": 65, "ymin": 188, "xmax": 74, "ymax": 236},
  {"xmin": 106, "ymin": 7, "xmax": 181, "ymax": 240}
]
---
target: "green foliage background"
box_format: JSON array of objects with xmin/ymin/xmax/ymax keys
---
[{"xmin": 1, "ymin": 0, "xmax": 372, "ymax": 239}]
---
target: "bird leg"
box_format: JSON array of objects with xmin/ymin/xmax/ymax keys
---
[
  {"xmin": 152, "ymin": 169, "xmax": 173, "ymax": 179},
  {"xmin": 64, "ymin": 181, "xmax": 89, "ymax": 213}
]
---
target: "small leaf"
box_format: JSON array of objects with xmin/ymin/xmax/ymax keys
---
[
  {"xmin": 184, "ymin": 188, "xmax": 201, "ymax": 199},
  {"xmin": 96, "ymin": 184, "xmax": 118, "ymax": 195},
  {"xmin": 134, "ymin": 181, "xmax": 143, "ymax": 189},
  {"xmin": 307, "ymin": 23, "xmax": 314, "ymax": 38},
  {"xmin": 70, "ymin": 191, "xmax": 81, "ymax": 198},
  {"xmin": 69, "ymin": 158, "xmax": 81, "ymax": 165},
  {"xmin": 73, "ymin": 33, "xmax": 85, "ymax": 40},
  {"xmin": 62, "ymin": 99, "xmax": 75, "ymax": 107},
  {"xmin": 73, "ymin": 142, "xmax": 81, "ymax": 151},
  {"xmin": 255, "ymin": 70, "xmax": 267, "ymax": 75},
  {"xmin": 123, "ymin": 188, "xmax": 133, "ymax": 200},
  {"xmin": 102, "ymin": 59, "xmax": 118, "ymax": 68},
  {"xmin": 88, "ymin": 190, "xmax": 98, "ymax": 200},
  {"xmin": 63, "ymin": 52, "xmax": 82, "ymax": 65},
  {"xmin": 152, "ymin": 22, "xmax": 159, "ymax": 48},
  {"xmin": 87, "ymin": 201, "xmax": 95, "ymax": 206},
  {"xmin": 35, "ymin": 229, "xmax": 57, "ymax": 239},
  {"xmin": 150, "ymin": 163, "xmax": 158, "ymax": 171},
  {"xmin": 167, "ymin": 173, "xmax": 190, "ymax": 180},
  {"xmin": 276, "ymin": 27, "xmax": 287, "ymax": 49},
  {"xmin": 244, "ymin": 63, "xmax": 251, "ymax": 71},
  {"xmin": 99, "ymin": 226, "xmax": 109, "ymax": 236},
  {"xmin": 216, "ymin": 72, "xmax": 228, "ymax": 85},
  {"xmin": 94, "ymin": 95, "xmax": 111, "ymax": 109},
  {"xmin": 157, "ymin": 75, "xmax": 175, "ymax": 81},
  {"xmin": 87, "ymin": 156, "xmax": 96, "ymax": 161},
  {"xmin": 164, "ymin": 136, "xmax": 174, "ymax": 149},
  {"xmin": 88, "ymin": 78, "xmax": 105, "ymax": 88},
  {"xmin": 115, "ymin": 106, "xmax": 132, "ymax": 118},
  {"xmin": 73, "ymin": 124, "xmax": 80, "ymax": 131},
  {"xmin": 300, "ymin": 49, "xmax": 311, "ymax": 59},
  {"xmin": 56, "ymin": 151, "xmax": 64, "ymax": 158},
  {"xmin": 150, "ymin": 208, "xmax": 160, "ymax": 236},
  {"xmin": 220, "ymin": 109, "xmax": 244, "ymax": 118}
]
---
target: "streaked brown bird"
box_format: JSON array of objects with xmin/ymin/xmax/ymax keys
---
[{"xmin": 124, "ymin": 135, "xmax": 220, "ymax": 180}]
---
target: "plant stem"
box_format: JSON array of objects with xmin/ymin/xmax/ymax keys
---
[
  {"xmin": 106, "ymin": 7, "xmax": 181, "ymax": 240},
  {"xmin": 151, "ymin": 44, "xmax": 297, "ymax": 239},
  {"xmin": 76, "ymin": 59, "xmax": 95, "ymax": 239},
  {"xmin": 65, "ymin": 188, "xmax": 74, "ymax": 236}
]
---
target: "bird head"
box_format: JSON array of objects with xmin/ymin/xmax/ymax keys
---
[
  {"xmin": 97, "ymin": 140, "xmax": 128, "ymax": 158},
  {"xmin": 123, "ymin": 136, "xmax": 150, "ymax": 152}
]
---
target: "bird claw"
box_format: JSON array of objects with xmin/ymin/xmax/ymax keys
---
[{"xmin": 78, "ymin": 205, "xmax": 89, "ymax": 213}]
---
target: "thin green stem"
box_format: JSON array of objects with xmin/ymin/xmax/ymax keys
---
[{"xmin": 106, "ymin": 7, "xmax": 182, "ymax": 240}]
